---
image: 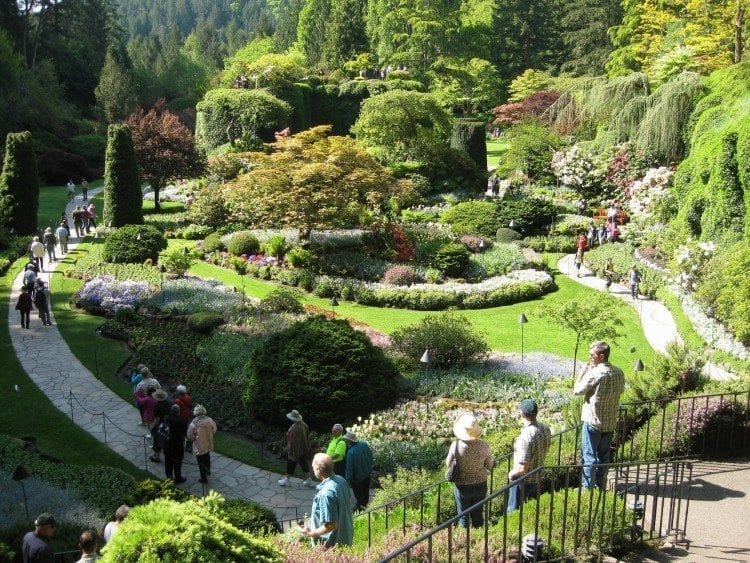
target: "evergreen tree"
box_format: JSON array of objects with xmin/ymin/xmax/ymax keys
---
[
  {"xmin": 95, "ymin": 47, "xmax": 138, "ymax": 124},
  {"xmin": 273, "ymin": 0, "xmax": 305, "ymax": 52},
  {"xmin": 0, "ymin": 131, "xmax": 38, "ymax": 235},
  {"xmin": 321, "ymin": 0, "xmax": 368, "ymax": 69},
  {"xmin": 295, "ymin": 0, "xmax": 331, "ymax": 67},
  {"xmin": 103, "ymin": 124, "xmax": 143, "ymax": 227},
  {"xmin": 451, "ymin": 119, "xmax": 487, "ymax": 172},
  {"xmin": 559, "ymin": 0, "xmax": 622, "ymax": 76}
]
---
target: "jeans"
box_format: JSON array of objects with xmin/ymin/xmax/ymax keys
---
[
  {"xmin": 581, "ymin": 422, "xmax": 613, "ymax": 489},
  {"xmin": 351, "ymin": 478, "xmax": 371, "ymax": 510},
  {"xmin": 453, "ymin": 482, "xmax": 487, "ymax": 528},
  {"xmin": 19, "ymin": 310, "xmax": 30, "ymax": 328},
  {"xmin": 165, "ymin": 446, "xmax": 184, "ymax": 480},
  {"xmin": 196, "ymin": 452, "xmax": 211, "ymax": 481},
  {"xmin": 506, "ymin": 481, "xmax": 539, "ymax": 514}
]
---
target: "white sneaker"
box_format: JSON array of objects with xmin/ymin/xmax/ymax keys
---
[
  {"xmin": 302, "ymin": 478, "xmax": 314, "ymax": 487},
  {"xmin": 277, "ymin": 477, "xmax": 289, "ymax": 486}
]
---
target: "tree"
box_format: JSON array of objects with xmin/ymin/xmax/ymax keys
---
[
  {"xmin": 103, "ymin": 124, "xmax": 143, "ymax": 227},
  {"xmin": 295, "ymin": 0, "xmax": 331, "ymax": 67},
  {"xmin": 321, "ymin": 0, "xmax": 369, "ymax": 69},
  {"xmin": 0, "ymin": 131, "xmax": 38, "ymax": 235},
  {"xmin": 95, "ymin": 47, "xmax": 138, "ymax": 124},
  {"xmin": 428, "ymin": 57, "xmax": 503, "ymax": 116},
  {"xmin": 538, "ymin": 293, "xmax": 623, "ymax": 377},
  {"xmin": 559, "ymin": 0, "xmax": 622, "ymax": 76},
  {"xmin": 125, "ymin": 101, "xmax": 204, "ymax": 211}
]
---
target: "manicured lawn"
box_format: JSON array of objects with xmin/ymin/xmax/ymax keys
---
[{"xmin": 486, "ymin": 138, "xmax": 510, "ymax": 171}]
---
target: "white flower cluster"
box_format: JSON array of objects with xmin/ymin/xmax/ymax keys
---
[
  {"xmin": 550, "ymin": 146, "xmax": 604, "ymax": 190},
  {"xmin": 363, "ymin": 269, "xmax": 553, "ymax": 294},
  {"xmin": 626, "ymin": 166, "xmax": 673, "ymax": 218},
  {"xmin": 673, "ymin": 239, "xmax": 716, "ymax": 291}
]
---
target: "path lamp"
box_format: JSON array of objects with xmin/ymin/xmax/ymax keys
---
[
  {"xmin": 330, "ymin": 296, "xmax": 339, "ymax": 317},
  {"xmin": 420, "ymin": 349, "xmax": 431, "ymax": 365},
  {"xmin": 634, "ymin": 359, "xmax": 644, "ymax": 373},
  {"xmin": 12, "ymin": 465, "xmax": 30, "ymax": 521},
  {"xmin": 159, "ymin": 264, "xmax": 166, "ymax": 302},
  {"xmin": 509, "ymin": 220, "xmax": 516, "ymax": 230},
  {"xmin": 518, "ymin": 313, "xmax": 528, "ymax": 364}
]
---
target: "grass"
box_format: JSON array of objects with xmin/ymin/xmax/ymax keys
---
[{"xmin": 486, "ymin": 138, "xmax": 510, "ymax": 171}]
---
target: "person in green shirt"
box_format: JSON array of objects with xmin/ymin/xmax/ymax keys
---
[{"xmin": 326, "ymin": 423, "xmax": 347, "ymax": 476}]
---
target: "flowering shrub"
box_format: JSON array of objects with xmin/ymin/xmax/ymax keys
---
[
  {"xmin": 381, "ymin": 264, "xmax": 420, "ymax": 286},
  {"xmin": 550, "ymin": 146, "xmax": 605, "ymax": 199},
  {"xmin": 604, "ymin": 144, "xmax": 650, "ymax": 201},
  {"xmin": 625, "ymin": 166, "xmax": 674, "ymax": 218},
  {"xmin": 78, "ymin": 275, "xmax": 152, "ymax": 313},
  {"xmin": 386, "ymin": 223, "xmax": 415, "ymax": 261},
  {"xmin": 672, "ymin": 239, "xmax": 715, "ymax": 292},
  {"xmin": 146, "ymin": 277, "xmax": 245, "ymax": 315}
]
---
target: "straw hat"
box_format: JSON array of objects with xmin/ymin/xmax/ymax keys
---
[
  {"xmin": 452, "ymin": 413, "xmax": 482, "ymax": 441},
  {"xmin": 286, "ymin": 409, "xmax": 302, "ymax": 422}
]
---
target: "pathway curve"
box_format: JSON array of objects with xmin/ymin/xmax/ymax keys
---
[
  {"xmin": 558, "ymin": 254, "xmax": 734, "ymax": 380},
  {"xmin": 8, "ymin": 190, "xmax": 313, "ymax": 525}
]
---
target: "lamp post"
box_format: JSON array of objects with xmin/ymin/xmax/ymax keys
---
[
  {"xmin": 420, "ymin": 349, "xmax": 431, "ymax": 367},
  {"xmin": 509, "ymin": 220, "xmax": 516, "ymax": 230},
  {"xmin": 518, "ymin": 313, "xmax": 528, "ymax": 364},
  {"xmin": 330, "ymin": 296, "xmax": 339, "ymax": 317},
  {"xmin": 634, "ymin": 359, "xmax": 644, "ymax": 373},
  {"xmin": 12, "ymin": 465, "xmax": 30, "ymax": 521}
]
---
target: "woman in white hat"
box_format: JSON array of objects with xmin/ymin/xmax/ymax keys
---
[
  {"xmin": 445, "ymin": 413, "xmax": 494, "ymax": 528},
  {"xmin": 278, "ymin": 409, "xmax": 314, "ymax": 487}
]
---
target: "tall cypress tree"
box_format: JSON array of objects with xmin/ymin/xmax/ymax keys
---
[
  {"xmin": 0, "ymin": 131, "xmax": 39, "ymax": 235},
  {"xmin": 103, "ymin": 124, "xmax": 143, "ymax": 227}
]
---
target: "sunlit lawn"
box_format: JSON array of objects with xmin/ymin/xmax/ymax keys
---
[{"xmin": 486, "ymin": 138, "xmax": 510, "ymax": 170}]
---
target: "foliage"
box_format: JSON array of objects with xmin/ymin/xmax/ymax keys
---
[
  {"xmin": 429, "ymin": 57, "xmax": 503, "ymax": 117},
  {"xmin": 286, "ymin": 246, "xmax": 313, "ymax": 269},
  {"xmin": 0, "ymin": 131, "xmax": 38, "ymax": 235},
  {"xmin": 188, "ymin": 186, "xmax": 228, "ymax": 228},
  {"xmin": 381, "ymin": 265, "xmax": 420, "ymax": 286},
  {"xmin": 103, "ymin": 224, "xmax": 167, "ymax": 264},
  {"xmin": 259, "ymin": 287, "xmax": 305, "ymax": 314},
  {"xmin": 495, "ymin": 121, "xmax": 563, "ymax": 183},
  {"xmin": 261, "ymin": 234, "xmax": 287, "ymax": 259},
  {"xmin": 371, "ymin": 467, "xmax": 438, "ymax": 508},
  {"xmin": 550, "ymin": 145, "xmax": 606, "ymax": 201},
  {"xmin": 491, "ymin": 90, "xmax": 560, "ymax": 129},
  {"xmin": 495, "ymin": 227, "xmax": 522, "ymax": 242},
  {"xmin": 77, "ymin": 275, "xmax": 151, "ymax": 313},
  {"xmin": 440, "ymin": 201, "xmax": 498, "ymax": 237},
  {"xmin": 37, "ymin": 148, "xmax": 96, "ymax": 186},
  {"xmin": 125, "ymin": 478, "xmax": 192, "ymax": 506},
  {"xmin": 195, "ymin": 331, "xmax": 259, "ymax": 385},
  {"xmin": 145, "ymin": 277, "xmax": 244, "ymax": 315},
  {"xmin": 507, "ymin": 69, "xmax": 552, "ymax": 102},
  {"xmin": 495, "ymin": 198, "xmax": 560, "ymax": 236},
  {"xmin": 451, "ymin": 119, "xmax": 487, "ymax": 171},
  {"xmin": 187, "ymin": 311, "xmax": 224, "ymax": 334},
  {"xmin": 244, "ymin": 316, "xmax": 400, "ymax": 429},
  {"xmin": 584, "ymin": 243, "xmax": 664, "ymax": 299},
  {"xmin": 68, "ymin": 245, "xmax": 161, "ymax": 283},
  {"xmin": 100, "ymin": 492, "xmax": 283, "ymax": 562},
  {"xmin": 624, "ymin": 342, "xmax": 706, "ymax": 404},
  {"xmin": 227, "ymin": 231, "xmax": 261, "ymax": 256},
  {"xmin": 470, "ymin": 243, "xmax": 535, "ymax": 276},
  {"xmin": 524, "ymin": 235, "xmax": 577, "ymax": 254},
  {"xmin": 95, "ymin": 47, "xmax": 138, "ymax": 124},
  {"xmin": 390, "ymin": 312, "xmax": 489, "ymax": 368},
  {"xmin": 429, "ymin": 242, "xmax": 472, "ymax": 277},
  {"xmin": 220, "ymin": 498, "xmax": 281, "ymax": 534},
  {"xmin": 103, "ymin": 124, "xmax": 143, "ymax": 227},
  {"xmin": 202, "ymin": 232, "xmax": 224, "ymax": 253},
  {"xmin": 459, "ymin": 234, "xmax": 493, "ymax": 253},
  {"xmin": 159, "ymin": 246, "xmax": 195, "ymax": 276}
]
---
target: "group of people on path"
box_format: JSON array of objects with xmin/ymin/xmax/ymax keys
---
[
  {"xmin": 15, "ymin": 262, "xmax": 52, "ymax": 328},
  {"xmin": 66, "ymin": 178, "xmax": 89, "ymax": 203}
]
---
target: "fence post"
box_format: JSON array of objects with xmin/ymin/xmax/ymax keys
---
[{"xmin": 68, "ymin": 389, "xmax": 74, "ymax": 422}]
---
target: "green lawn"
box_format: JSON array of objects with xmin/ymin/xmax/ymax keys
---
[{"xmin": 486, "ymin": 138, "xmax": 510, "ymax": 171}]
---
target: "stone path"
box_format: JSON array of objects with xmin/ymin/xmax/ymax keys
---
[{"xmin": 8, "ymin": 190, "xmax": 314, "ymax": 526}]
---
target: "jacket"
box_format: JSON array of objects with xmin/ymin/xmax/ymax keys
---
[{"xmin": 188, "ymin": 415, "xmax": 217, "ymax": 456}]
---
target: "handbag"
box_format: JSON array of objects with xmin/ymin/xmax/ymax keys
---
[{"xmin": 445, "ymin": 441, "xmax": 459, "ymax": 482}]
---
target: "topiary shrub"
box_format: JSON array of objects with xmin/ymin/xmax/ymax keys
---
[
  {"xmin": 259, "ymin": 287, "xmax": 304, "ymax": 314},
  {"xmin": 187, "ymin": 311, "xmax": 224, "ymax": 334},
  {"xmin": 451, "ymin": 119, "xmax": 488, "ymax": 172},
  {"xmin": 220, "ymin": 499, "xmax": 281, "ymax": 534},
  {"xmin": 495, "ymin": 227, "xmax": 522, "ymax": 242},
  {"xmin": 243, "ymin": 316, "xmax": 400, "ymax": 429},
  {"xmin": 103, "ymin": 224, "xmax": 167, "ymax": 264},
  {"xmin": 381, "ymin": 264, "xmax": 420, "ymax": 286},
  {"xmin": 430, "ymin": 242, "xmax": 471, "ymax": 277},
  {"xmin": 390, "ymin": 312, "xmax": 489, "ymax": 368},
  {"xmin": 440, "ymin": 201, "xmax": 498, "ymax": 236},
  {"xmin": 0, "ymin": 130, "xmax": 39, "ymax": 235},
  {"xmin": 103, "ymin": 124, "xmax": 143, "ymax": 227},
  {"xmin": 227, "ymin": 231, "xmax": 261, "ymax": 256},
  {"xmin": 203, "ymin": 232, "xmax": 224, "ymax": 253},
  {"xmin": 101, "ymin": 492, "xmax": 283, "ymax": 562},
  {"xmin": 125, "ymin": 478, "xmax": 192, "ymax": 506},
  {"xmin": 494, "ymin": 198, "xmax": 561, "ymax": 236}
]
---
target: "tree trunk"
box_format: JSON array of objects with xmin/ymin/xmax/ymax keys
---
[{"xmin": 736, "ymin": 1, "xmax": 745, "ymax": 63}]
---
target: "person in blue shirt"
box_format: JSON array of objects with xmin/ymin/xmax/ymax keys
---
[
  {"xmin": 301, "ymin": 453, "xmax": 354, "ymax": 549},
  {"xmin": 343, "ymin": 430, "xmax": 373, "ymax": 511}
]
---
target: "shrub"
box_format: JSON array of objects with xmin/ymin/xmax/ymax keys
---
[
  {"xmin": 459, "ymin": 234, "xmax": 493, "ymax": 253},
  {"xmin": 624, "ymin": 342, "xmax": 706, "ymax": 403},
  {"xmin": 0, "ymin": 130, "xmax": 38, "ymax": 235},
  {"xmin": 470, "ymin": 243, "xmax": 534, "ymax": 276},
  {"xmin": 103, "ymin": 124, "xmax": 143, "ymax": 227},
  {"xmin": 159, "ymin": 247, "xmax": 194, "ymax": 276},
  {"xmin": 381, "ymin": 265, "xmax": 420, "ymax": 286},
  {"xmin": 495, "ymin": 227, "xmax": 522, "ymax": 242},
  {"xmin": 371, "ymin": 467, "xmax": 439, "ymax": 509},
  {"xmin": 494, "ymin": 198, "xmax": 561, "ymax": 236},
  {"xmin": 37, "ymin": 148, "xmax": 95, "ymax": 186},
  {"xmin": 312, "ymin": 275, "xmax": 339, "ymax": 298},
  {"xmin": 101, "ymin": 492, "xmax": 283, "ymax": 562},
  {"xmin": 220, "ymin": 499, "xmax": 280, "ymax": 534},
  {"xmin": 313, "ymin": 250, "xmax": 390, "ymax": 281},
  {"xmin": 259, "ymin": 287, "xmax": 304, "ymax": 314},
  {"xmin": 451, "ymin": 119, "xmax": 487, "ymax": 172},
  {"xmin": 146, "ymin": 278, "xmax": 244, "ymax": 315},
  {"xmin": 430, "ymin": 242, "xmax": 471, "ymax": 277},
  {"xmin": 187, "ymin": 311, "xmax": 224, "ymax": 334},
  {"xmin": 227, "ymin": 231, "xmax": 260, "ymax": 256},
  {"xmin": 261, "ymin": 234, "xmax": 286, "ymax": 259},
  {"xmin": 440, "ymin": 201, "xmax": 498, "ymax": 236},
  {"xmin": 103, "ymin": 224, "xmax": 167, "ymax": 264},
  {"xmin": 179, "ymin": 224, "xmax": 213, "ymax": 240},
  {"xmin": 523, "ymin": 235, "xmax": 577, "ymax": 253},
  {"xmin": 195, "ymin": 332, "xmax": 259, "ymax": 385},
  {"xmin": 244, "ymin": 316, "xmax": 400, "ymax": 429},
  {"xmin": 125, "ymin": 478, "xmax": 191, "ymax": 506},
  {"xmin": 286, "ymin": 246, "xmax": 313, "ymax": 269},
  {"xmin": 391, "ymin": 312, "xmax": 489, "ymax": 368},
  {"xmin": 203, "ymin": 232, "xmax": 224, "ymax": 253}
]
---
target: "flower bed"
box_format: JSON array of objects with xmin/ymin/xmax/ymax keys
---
[
  {"xmin": 77, "ymin": 275, "xmax": 152, "ymax": 313},
  {"xmin": 144, "ymin": 277, "xmax": 246, "ymax": 315}
]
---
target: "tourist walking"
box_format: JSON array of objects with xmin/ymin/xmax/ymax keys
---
[
  {"xmin": 42, "ymin": 227, "xmax": 57, "ymax": 263},
  {"xmin": 188, "ymin": 404, "xmax": 217, "ymax": 483},
  {"xmin": 81, "ymin": 178, "xmax": 88, "ymax": 201},
  {"xmin": 72, "ymin": 206, "xmax": 85, "ymax": 238},
  {"xmin": 326, "ymin": 423, "xmax": 347, "ymax": 477},
  {"xmin": 163, "ymin": 404, "xmax": 188, "ymax": 484},
  {"xmin": 604, "ymin": 258, "xmax": 615, "ymax": 291},
  {"xmin": 506, "ymin": 400, "xmax": 551, "ymax": 513},
  {"xmin": 574, "ymin": 341, "xmax": 625, "ymax": 489},
  {"xmin": 136, "ymin": 385, "xmax": 157, "ymax": 434},
  {"xmin": 628, "ymin": 265, "xmax": 641, "ymax": 299},
  {"xmin": 21, "ymin": 512, "xmax": 57, "ymax": 563},
  {"xmin": 343, "ymin": 430, "xmax": 373, "ymax": 511},
  {"xmin": 30, "ymin": 236, "xmax": 45, "ymax": 271},
  {"xmin": 149, "ymin": 389, "xmax": 172, "ymax": 462},
  {"xmin": 445, "ymin": 413, "xmax": 493, "ymax": 528},
  {"xmin": 574, "ymin": 249, "xmax": 584, "ymax": 278},
  {"xmin": 300, "ymin": 453, "xmax": 354, "ymax": 549},
  {"xmin": 278, "ymin": 409, "xmax": 314, "ymax": 487},
  {"xmin": 15, "ymin": 287, "xmax": 33, "ymax": 329},
  {"xmin": 66, "ymin": 179, "xmax": 75, "ymax": 202},
  {"xmin": 85, "ymin": 203, "xmax": 97, "ymax": 233},
  {"xmin": 55, "ymin": 223, "xmax": 69, "ymax": 254},
  {"xmin": 33, "ymin": 279, "xmax": 51, "ymax": 326},
  {"xmin": 102, "ymin": 505, "xmax": 129, "ymax": 544}
]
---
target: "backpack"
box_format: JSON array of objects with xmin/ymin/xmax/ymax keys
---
[{"xmin": 155, "ymin": 422, "xmax": 171, "ymax": 449}]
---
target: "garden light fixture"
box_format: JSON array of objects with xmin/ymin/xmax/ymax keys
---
[
  {"xmin": 509, "ymin": 220, "xmax": 516, "ymax": 229},
  {"xmin": 634, "ymin": 359, "xmax": 644, "ymax": 372},
  {"xmin": 518, "ymin": 313, "xmax": 528, "ymax": 364},
  {"xmin": 420, "ymin": 349, "xmax": 431, "ymax": 364},
  {"xmin": 330, "ymin": 296, "xmax": 339, "ymax": 316}
]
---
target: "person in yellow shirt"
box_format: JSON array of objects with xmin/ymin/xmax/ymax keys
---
[{"xmin": 326, "ymin": 423, "xmax": 347, "ymax": 476}]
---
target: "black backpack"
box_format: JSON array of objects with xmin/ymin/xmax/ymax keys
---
[{"xmin": 155, "ymin": 422, "xmax": 171, "ymax": 449}]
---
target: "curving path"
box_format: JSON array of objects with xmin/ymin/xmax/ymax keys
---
[{"xmin": 8, "ymin": 190, "xmax": 314, "ymax": 526}]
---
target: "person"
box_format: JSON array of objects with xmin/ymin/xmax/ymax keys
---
[
  {"xmin": 66, "ymin": 179, "xmax": 75, "ymax": 202},
  {"xmin": 445, "ymin": 413, "xmax": 493, "ymax": 528},
  {"xmin": 72, "ymin": 206, "xmax": 85, "ymax": 238},
  {"xmin": 81, "ymin": 178, "xmax": 88, "ymax": 202},
  {"xmin": 188, "ymin": 404, "xmax": 217, "ymax": 483},
  {"xmin": 135, "ymin": 366, "xmax": 161, "ymax": 395},
  {"xmin": 577, "ymin": 233, "xmax": 587, "ymax": 256},
  {"xmin": 326, "ymin": 423, "xmax": 347, "ymax": 477},
  {"xmin": 300, "ymin": 453, "xmax": 354, "ymax": 549},
  {"xmin": 343, "ymin": 430, "xmax": 373, "ymax": 511},
  {"xmin": 33, "ymin": 279, "xmax": 51, "ymax": 326},
  {"xmin": 628, "ymin": 265, "xmax": 640, "ymax": 299},
  {"xmin": 604, "ymin": 258, "xmax": 615, "ymax": 292},
  {"xmin": 130, "ymin": 365, "xmax": 145, "ymax": 425},
  {"xmin": 136, "ymin": 385, "xmax": 157, "ymax": 436},
  {"xmin": 164, "ymin": 403, "xmax": 188, "ymax": 483},
  {"xmin": 102, "ymin": 505, "xmax": 129, "ymax": 544},
  {"xmin": 609, "ymin": 223, "xmax": 620, "ymax": 243},
  {"xmin": 85, "ymin": 203, "xmax": 97, "ymax": 233},
  {"xmin": 55, "ymin": 222, "xmax": 69, "ymax": 254},
  {"xmin": 607, "ymin": 202, "xmax": 618, "ymax": 225},
  {"xmin": 278, "ymin": 409, "xmax": 314, "ymax": 487},
  {"xmin": 23, "ymin": 263, "xmax": 37, "ymax": 293},
  {"xmin": 75, "ymin": 529, "xmax": 99, "ymax": 562},
  {"xmin": 149, "ymin": 389, "xmax": 172, "ymax": 462},
  {"xmin": 30, "ymin": 236, "xmax": 45, "ymax": 271},
  {"xmin": 574, "ymin": 341, "xmax": 625, "ymax": 489},
  {"xmin": 598, "ymin": 223, "xmax": 607, "ymax": 246},
  {"xmin": 574, "ymin": 248, "xmax": 584, "ymax": 278},
  {"xmin": 21, "ymin": 512, "xmax": 57, "ymax": 563},
  {"xmin": 576, "ymin": 197, "xmax": 587, "ymax": 216},
  {"xmin": 586, "ymin": 223, "xmax": 596, "ymax": 248},
  {"xmin": 16, "ymin": 287, "xmax": 33, "ymax": 329},
  {"xmin": 506, "ymin": 399, "xmax": 551, "ymax": 513},
  {"xmin": 42, "ymin": 227, "xmax": 57, "ymax": 263},
  {"xmin": 174, "ymin": 384, "xmax": 193, "ymax": 422}
]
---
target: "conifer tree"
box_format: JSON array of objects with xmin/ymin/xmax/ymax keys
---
[
  {"xmin": 103, "ymin": 124, "xmax": 143, "ymax": 227},
  {"xmin": 0, "ymin": 131, "xmax": 38, "ymax": 235}
]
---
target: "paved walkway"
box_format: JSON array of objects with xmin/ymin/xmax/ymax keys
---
[{"xmin": 8, "ymin": 190, "xmax": 314, "ymax": 525}]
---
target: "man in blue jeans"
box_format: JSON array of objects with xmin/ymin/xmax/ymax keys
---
[
  {"xmin": 507, "ymin": 399, "xmax": 551, "ymax": 513},
  {"xmin": 574, "ymin": 341, "xmax": 625, "ymax": 488}
]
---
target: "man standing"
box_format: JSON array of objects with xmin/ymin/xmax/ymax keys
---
[
  {"xmin": 278, "ymin": 409, "xmax": 314, "ymax": 487},
  {"xmin": 55, "ymin": 222, "xmax": 69, "ymax": 254},
  {"xmin": 343, "ymin": 430, "xmax": 373, "ymax": 511},
  {"xmin": 301, "ymin": 453, "xmax": 354, "ymax": 549},
  {"xmin": 574, "ymin": 341, "xmax": 625, "ymax": 489},
  {"xmin": 81, "ymin": 178, "xmax": 88, "ymax": 202},
  {"xmin": 507, "ymin": 399, "xmax": 551, "ymax": 513},
  {"xmin": 149, "ymin": 389, "xmax": 172, "ymax": 463},
  {"xmin": 72, "ymin": 206, "xmax": 85, "ymax": 238},
  {"xmin": 325, "ymin": 423, "xmax": 347, "ymax": 477},
  {"xmin": 164, "ymin": 403, "xmax": 188, "ymax": 484},
  {"xmin": 66, "ymin": 179, "xmax": 75, "ymax": 202},
  {"xmin": 22, "ymin": 512, "xmax": 57, "ymax": 563},
  {"xmin": 188, "ymin": 404, "xmax": 217, "ymax": 483}
]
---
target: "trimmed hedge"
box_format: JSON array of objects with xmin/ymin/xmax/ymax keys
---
[
  {"xmin": 0, "ymin": 130, "xmax": 39, "ymax": 235},
  {"xmin": 103, "ymin": 224, "xmax": 167, "ymax": 264}
]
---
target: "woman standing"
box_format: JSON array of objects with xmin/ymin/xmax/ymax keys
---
[
  {"xmin": 188, "ymin": 405, "xmax": 217, "ymax": 484},
  {"xmin": 445, "ymin": 413, "xmax": 493, "ymax": 528}
]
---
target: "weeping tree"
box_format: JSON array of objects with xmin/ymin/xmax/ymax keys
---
[
  {"xmin": 0, "ymin": 131, "xmax": 38, "ymax": 235},
  {"xmin": 103, "ymin": 124, "xmax": 143, "ymax": 227}
]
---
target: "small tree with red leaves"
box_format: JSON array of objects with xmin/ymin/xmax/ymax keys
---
[{"xmin": 490, "ymin": 91, "xmax": 561, "ymax": 129}]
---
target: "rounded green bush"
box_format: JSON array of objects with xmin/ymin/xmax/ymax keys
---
[
  {"xmin": 259, "ymin": 287, "xmax": 304, "ymax": 314},
  {"xmin": 286, "ymin": 246, "xmax": 313, "ymax": 269},
  {"xmin": 430, "ymin": 242, "xmax": 471, "ymax": 277},
  {"xmin": 187, "ymin": 311, "xmax": 224, "ymax": 334},
  {"xmin": 103, "ymin": 224, "xmax": 167, "ymax": 264},
  {"xmin": 243, "ymin": 316, "xmax": 400, "ymax": 429},
  {"xmin": 220, "ymin": 499, "xmax": 281, "ymax": 534},
  {"xmin": 227, "ymin": 231, "xmax": 260, "ymax": 256},
  {"xmin": 440, "ymin": 201, "xmax": 498, "ymax": 236},
  {"xmin": 495, "ymin": 227, "xmax": 522, "ymax": 242},
  {"xmin": 202, "ymin": 232, "xmax": 224, "ymax": 253}
]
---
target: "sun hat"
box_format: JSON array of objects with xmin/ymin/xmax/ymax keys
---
[
  {"xmin": 343, "ymin": 431, "xmax": 358, "ymax": 442},
  {"xmin": 286, "ymin": 409, "xmax": 302, "ymax": 422},
  {"xmin": 452, "ymin": 413, "xmax": 482, "ymax": 441},
  {"xmin": 35, "ymin": 513, "xmax": 57, "ymax": 527},
  {"xmin": 175, "ymin": 384, "xmax": 187, "ymax": 394},
  {"xmin": 193, "ymin": 404, "xmax": 206, "ymax": 416},
  {"xmin": 152, "ymin": 389, "xmax": 168, "ymax": 401},
  {"xmin": 519, "ymin": 399, "xmax": 539, "ymax": 416}
]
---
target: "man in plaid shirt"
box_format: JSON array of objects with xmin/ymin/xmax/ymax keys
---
[
  {"xmin": 574, "ymin": 340, "xmax": 625, "ymax": 488},
  {"xmin": 507, "ymin": 399, "xmax": 551, "ymax": 513}
]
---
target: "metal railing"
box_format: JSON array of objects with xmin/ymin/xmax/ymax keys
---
[{"xmin": 379, "ymin": 460, "xmax": 692, "ymax": 562}]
